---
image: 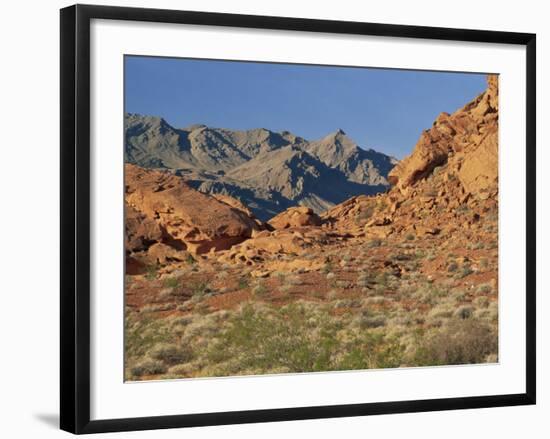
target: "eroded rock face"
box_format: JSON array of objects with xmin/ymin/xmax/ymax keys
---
[
  {"xmin": 268, "ymin": 206, "xmax": 322, "ymax": 229},
  {"xmin": 125, "ymin": 203, "xmax": 163, "ymax": 253},
  {"xmin": 125, "ymin": 75, "xmax": 499, "ymax": 282},
  {"xmin": 388, "ymin": 75, "xmax": 498, "ymax": 199},
  {"xmin": 125, "ymin": 164, "xmax": 262, "ymax": 255},
  {"xmin": 218, "ymin": 228, "xmax": 331, "ymax": 267}
]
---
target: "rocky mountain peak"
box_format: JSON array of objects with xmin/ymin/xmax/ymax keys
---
[{"xmin": 125, "ymin": 117, "xmax": 396, "ymax": 219}]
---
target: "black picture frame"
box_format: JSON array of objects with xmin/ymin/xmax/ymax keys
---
[{"xmin": 60, "ymin": 4, "xmax": 536, "ymax": 434}]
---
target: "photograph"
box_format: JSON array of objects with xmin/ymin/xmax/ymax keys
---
[{"xmin": 123, "ymin": 56, "xmax": 499, "ymax": 381}]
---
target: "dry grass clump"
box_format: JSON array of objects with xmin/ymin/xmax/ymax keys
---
[
  {"xmin": 141, "ymin": 303, "xmax": 176, "ymax": 313},
  {"xmin": 251, "ymin": 281, "xmax": 268, "ymax": 298},
  {"xmin": 149, "ymin": 343, "xmax": 193, "ymax": 365},
  {"xmin": 130, "ymin": 359, "xmax": 167, "ymax": 377},
  {"xmin": 411, "ymin": 318, "xmax": 497, "ymax": 366}
]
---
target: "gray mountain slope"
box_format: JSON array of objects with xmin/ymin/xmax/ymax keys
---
[
  {"xmin": 304, "ymin": 129, "xmax": 398, "ymax": 185},
  {"xmin": 125, "ymin": 113, "xmax": 395, "ymax": 220}
]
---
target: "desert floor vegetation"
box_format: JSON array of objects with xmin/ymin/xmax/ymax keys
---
[{"xmin": 125, "ymin": 222, "xmax": 498, "ymax": 380}]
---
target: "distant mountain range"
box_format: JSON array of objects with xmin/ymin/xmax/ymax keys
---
[{"xmin": 125, "ymin": 113, "xmax": 397, "ymax": 220}]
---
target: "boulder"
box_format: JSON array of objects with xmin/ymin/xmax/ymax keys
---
[
  {"xmin": 125, "ymin": 164, "xmax": 261, "ymax": 255},
  {"xmin": 268, "ymin": 206, "xmax": 322, "ymax": 229}
]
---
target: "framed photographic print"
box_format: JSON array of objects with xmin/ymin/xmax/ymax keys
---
[{"xmin": 60, "ymin": 4, "xmax": 536, "ymax": 434}]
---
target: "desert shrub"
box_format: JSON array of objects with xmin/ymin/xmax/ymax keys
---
[
  {"xmin": 390, "ymin": 253, "xmax": 412, "ymax": 262},
  {"xmin": 411, "ymin": 318, "xmax": 497, "ymax": 366},
  {"xmin": 374, "ymin": 272, "xmax": 390, "ymax": 288},
  {"xmin": 206, "ymin": 303, "xmax": 403, "ymax": 374},
  {"xmin": 447, "ymin": 261, "xmax": 458, "ymax": 272},
  {"xmin": 356, "ymin": 310, "xmax": 387, "ymax": 328},
  {"xmin": 186, "ymin": 254, "xmax": 196, "ymax": 265},
  {"xmin": 473, "ymin": 296, "xmax": 490, "ymax": 308},
  {"xmin": 471, "ymin": 242, "xmax": 485, "ymax": 250},
  {"xmin": 163, "ymin": 277, "xmax": 179, "ymax": 289},
  {"xmin": 322, "ymin": 262, "xmax": 334, "ymax": 274},
  {"xmin": 216, "ymin": 271, "xmax": 229, "ymax": 280},
  {"xmin": 415, "ymin": 249, "xmax": 426, "ymax": 259},
  {"xmin": 326, "ymin": 272, "xmax": 335, "ymax": 280},
  {"xmin": 366, "ymin": 239, "xmax": 382, "ymax": 248},
  {"xmin": 335, "ymin": 280, "xmax": 350, "ymax": 289},
  {"xmin": 286, "ymin": 275, "xmax": 302, "ymax": 286},
  {"xmin": 279, "ymin": 284, "xmax": 293, "ymax": 294},
  {"xmin": 157, "ymin": 288, "xmax": 175, "ymax": 300},
  {"xmin": 455, "ymin": 266, "xmax": 474, "ymax": 279},
  {"xmin": 252, "ymin": 281, "xmax": 268, "ymax": 297},
  {"xmin": 150, "ymin": 343, "xmax": 193, "ymax": 365},
  {"xmin": 405, "ymin": 234, "xmax": 415, "ymax": 241},
  {"xmin": 477, "ymin": 283, "xmax": 492, "ymax": 294},
  {"xmin": 145, "ymin": 264, "xmax": 159, "ymax": 280},
  {"xmin": 364, "ymin": 296, "xmax": 386, "ymax": 305},
  {"xmin": 130, "ymin": 359, "xmax": 167, "ymax": 377},
  {"xmin": 191, "ymin": 281, "xmax": 209, "ymax": 298},
  {"xmin": 428, "ymin": 303, "xmax": 454, "ymax": 320},
  {"xmin": 454, "ymin": 305, "xmax": 474, "ymax": 320},
  {"xmin": 451, "ymin": 289, "xmax": 467, "ymax": 303},
  {"xmin": 168, "ymin": 363, "xmax": 195, "ymax": 377},
  {"xmin": 125, "ymin": 315, "xmax": 173, "ymax": 361},
  {"xmin": 333, "ymin": 298, "xmax": 361, "ymax": 309},
  {"xmin": 238, "ymin": 276, "xmax": 249, "ymax": 290},
  {"xmin": 141, "ymin": 303, "xmax": 176, "ymax": 313},
  {"xmin": 357, "ymin": 272, "xmax": 374, "ymax": 288},
  {"xmin": 415, "ymin": 285, "xmax": 447, "ymax": 305}
]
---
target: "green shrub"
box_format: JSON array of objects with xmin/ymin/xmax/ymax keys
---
[
  {"xmin": 238, "ymin": 276, "xmax": 249, "ymax": 290},
  {"xmin": 206, "ymin": 303, "xmax": 403, "ymax": 374},
  {"xmin": 163, "ymin": 277, "xmax": 179, "ymax": 289},
  {"xmin": 145, "ymin": 264, "xmax": 158, "ymax": 280},
  {"xmin": 455, "ymin": 266, "xmax": 474, "ymax": 279}
]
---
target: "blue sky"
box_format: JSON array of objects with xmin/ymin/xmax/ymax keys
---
[{"xmin": 125, "ymin": 56, "xmax": 487, "ymax": 159}]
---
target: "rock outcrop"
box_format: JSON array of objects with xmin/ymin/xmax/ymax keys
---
[
  {"xmin": 268, "ymin": 206, "xmax": 322, "ymax": 229},
  {"xmin": 388, "ymin": 75, "xmax": 498, "ymax": 200},
  {"xmin": 125, "ymin": 75, "xmax": 499, "ymax": 281},
  {"xmin": 125, "ymin": 164, "xmax": 262, "ymax": 259}
]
